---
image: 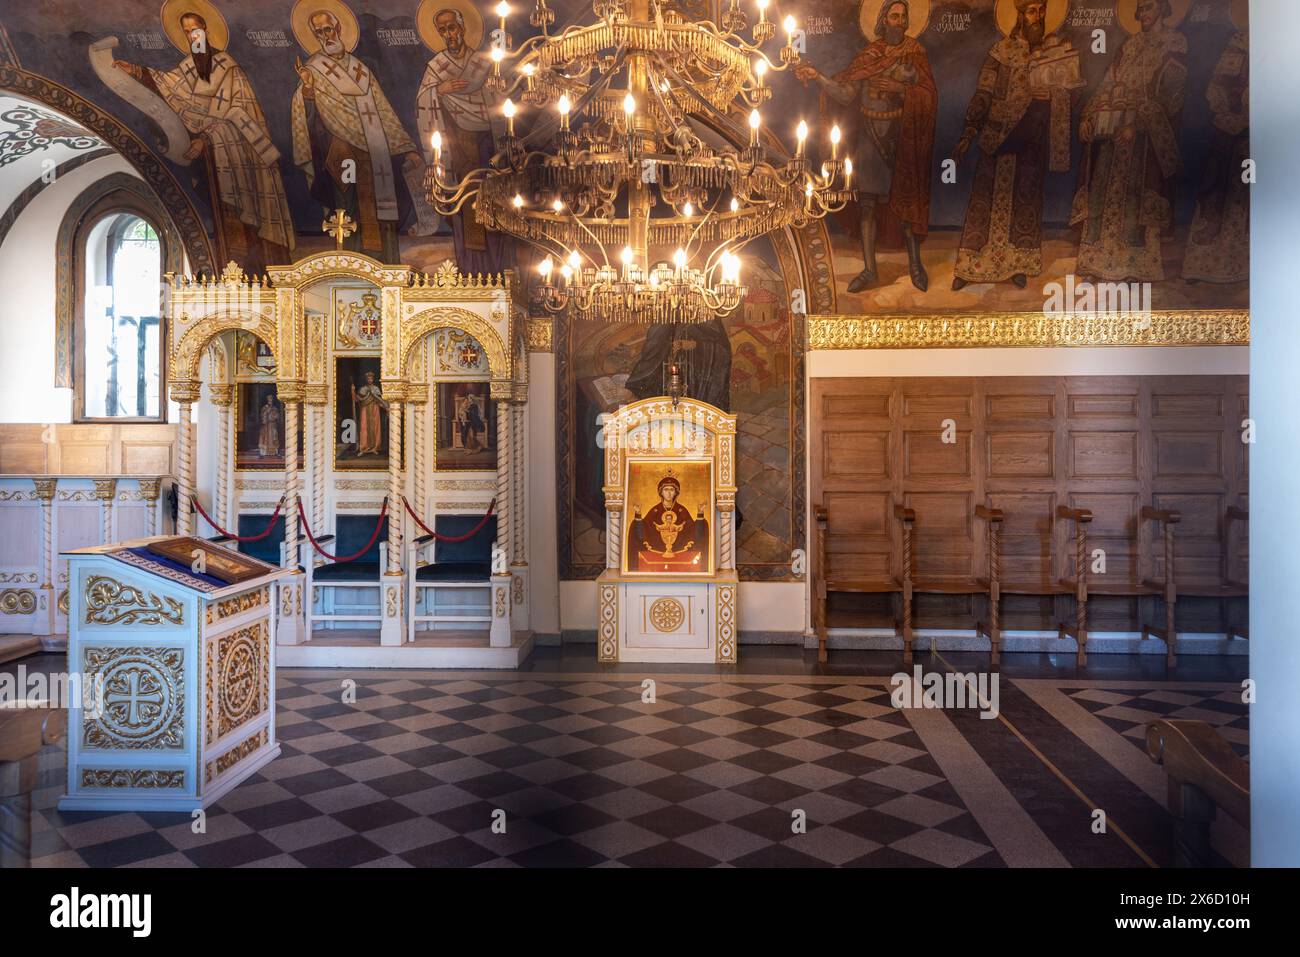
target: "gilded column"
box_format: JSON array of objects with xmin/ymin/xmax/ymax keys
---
[
  {"xmin": 209, "ymin": 384, "xmax": 234, "ymax": 531},
  {"xmin": 283, "ymin": 398, "xmax": 301, "ymax": 567},
  {"xmin": 411, "ymin": 386, "xmax": 428, "ymax": 519},
  {"xmin": 305, "ymin": 384, "xmax": 329, "ymax": 539},
  {"xmin": 138, "ymin": 478, "xmax": 162, "ymax": 537},
  {"xmin": 92, "ymin": 478, "xmax": 117, "ymax": 545},
  {"xmin": 379, "ymin": 397, "xmax": 406, "ymax": 648},
  {"xmin": 33, "ymin": 478, "xmax": 56, "ymax": 636},
  {"xmin": 512, "ymin": 401, "xmax": 525, "ymax": 565}
]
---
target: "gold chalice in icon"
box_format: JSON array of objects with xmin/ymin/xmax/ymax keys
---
[{"xmin": 655, "ymin": 514, "xmax": 685, "ymax": 558}]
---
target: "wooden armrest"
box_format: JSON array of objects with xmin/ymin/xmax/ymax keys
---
[
  {"xmin": 315, "ymin": 534, "xmax": 336, "ymax": 546},
  {"xmin": 1225, "ymin": 506, "xmax": 1248, "ymax": 523},
  {"xmin": 0, "ymin": 702, "xmax": 66, "ymax": 762},
  {"xmin": 206, "ymin": 535, "xmax": 237, "ymax": 544},
  {"xmin": 1141, "ymin": 506, "xmax": 1182, "ymax": 525},
  {"xmin": 1056, "ymin": 505, "xmax": 1092, "ymax": 524},
  {"xmin": 1146, "ymin": 719, "xmax": 1249, "ymax": 828},
  {"xmin": 814, "ymin": 505, "xmax": 827, "ymax": 526},
  {"xmin": 410, "ymin": 534, "xmax": 435, "ymax": 548},
  {"xmin": 974, "ymin": 505, "xmax": 1003, "ymax": 523},
  {"xmin": 893, "ymin": 505, "xmax": 915, "ymax": 523}
]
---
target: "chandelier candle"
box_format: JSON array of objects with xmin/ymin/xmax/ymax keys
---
[{"xmin": 426, "ymin": 0, "xmax": 851, "ymax": 324}]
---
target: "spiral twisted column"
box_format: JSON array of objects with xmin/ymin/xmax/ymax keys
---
[
  {"xmin": 495, "ymin": 400, "xmax": 513, "ymax": 568},
  {"xmin": 283, "ymin": 400, "xmax": 301, "ymax": 568},
  {"xmin": 176, "ymin": 400, "xmax": 195, "ymax": 536},
  {"xmin": 387, "ymin": 401, "xmax": 405, "ymax": 574},
  {"xmin": 208, "ymin": 384, "xmax": 234, "ymax": 531}
]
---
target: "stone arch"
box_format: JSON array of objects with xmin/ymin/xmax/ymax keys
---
[{"xmin": 400, "ymin": 307, "xmax": 510, "ymax": 385}]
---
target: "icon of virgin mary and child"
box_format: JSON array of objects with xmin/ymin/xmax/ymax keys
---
[{"xmin": 628, "ymin": 470, "xmax": 710, "ymax": 573}]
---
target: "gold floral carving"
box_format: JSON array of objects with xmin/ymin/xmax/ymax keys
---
[
  {"xmin": 527, "ymin": 317, "xmax": 553, "ymax": 352},
  {"xmin": 648, "ymin": 597, "xmax": 685, "ymax": 632},
  {"xmin": 84, "ymin": 576, "xmax": 184, "ymax": 626},
  {"xmin": 0, "ymin": 589, "xmax": 36, "ymax": 615},
  {"xmin": 80, "ymin": 769, "xmax": 186, "ymax": 789},
  {"xmin": 207, "ymin": 727, "xmax": 268, "ymax": 783},
  {"xmin": 806, "ymin": 311, "xmax": 1250, "ymax": 350},
  {"xmin": 598, "ymin": 583, "xmax": 619, "ymax": 663},
  {"xmin": 495, "ymin": 586, "xmax": 506, "ymax": 618},
  {"xmin": 716, "ymin": 584, "xmax": 737, "ymax": 664},
  {"xmin": 81, "ymin": 646, "xmax": 185, "ymax": 751},
  {"xmin": 217, "ymin": 621, "xmax": 267, "ymax": 738},
  {"xmin": 205, "ymin": 586, "xmax": 267, "ymax": 626}
]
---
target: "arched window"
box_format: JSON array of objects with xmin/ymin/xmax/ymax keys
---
[{"xmin": 79, "ymin": 212, "xmax": 163, "ymax": 419}]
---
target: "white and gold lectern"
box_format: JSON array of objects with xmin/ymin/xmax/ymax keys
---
[
  {"xmin": 60, "ymin": 536, "xmax": 289, "ymax": 811},
  {"xmin": 597, "ymin": 398, "xmax": 738, "ymax": 664}
]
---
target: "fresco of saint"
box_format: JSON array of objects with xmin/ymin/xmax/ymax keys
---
[
  {"xmin": 795, "ymin": 0, "xmax": 938, "ymax": 293},
  {"xmin": 1070, "ymin": 0, "xmax": 1188, "ymax": 282},
  {"xmin": 108, "ymin": 1, "xmax": 294, "ymax": 273},
  {"xmin": 950, "ymin": 0, "xmax": 1082, "ymax": 289},
  {"xmin": 289, "ymin": 0, "xmax": 434, "ymax": 262}
]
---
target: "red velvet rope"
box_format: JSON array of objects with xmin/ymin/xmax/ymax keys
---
[
  {"xmin": 298, "ymin": 498, "xmax": 389, "ymax": 563},
  {"xmin": 194, "ymin": 495, "xmax": 284, "ymax": 542},
  {"xmin": 402, "ymin": 496, "xmax": 496, "ymax": 543}
]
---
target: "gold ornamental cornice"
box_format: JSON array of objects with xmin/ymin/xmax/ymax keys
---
[
  {"xmin": 806, "ymin": 310, "xmax": 1250, "ymax": 350},
  {"xmin": 402, "ymin": 260, "xmax": 520, "ymax": 304},
  {"xmin": 266, "ymin": 251, "xmax": 412, "ymax": 289}
]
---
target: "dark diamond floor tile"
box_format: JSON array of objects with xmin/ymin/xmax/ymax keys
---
[
  {"xmin": 728, "ymin": 749, "xmax": 802, "ymax": 775},
  {"xmin": 563, "ymin": 746, "xmax": 633, "ymax": 771},
  {"xmin": 277, "ymin": 767, "xmax": 357, "ymax": 796},
  {"xmin": 78, "ymin": 830, "xmax": 177, "ymax": 868},
  {"xmin": 731, "ymin": 843, "xmax": 830, "ymax": 867},
  {"xmin": 332, "ymin": 799, "xmax": 420, "ymax": 833},
  {"xmin": 233, "ymin": 797, "xmax": 322, "ymax": 831},
  {"xmin": 833, "ymin": 809, "xmax": 927, "ymax": 844},
  {"xmin": 649, "ymin": 725, "xmax": 714, "ymax": 747},
  {"xmin": 367, "ymin": 769, "xmax": 441, "ymax": 798},
  {"xmin": 345, "ymin": 721, "xmax": 410, "ymax": 743},
  {"xmin": 455, "ymin": 770, "xmax": 533, "ymax": 800},
  {"xmin": 727, "ymin": 727, "xmax": 795, "ymax": 749},
  {"xmin": 532, "ymin": 803, "xmax": 618, "ymax": 836},
  {"xmin": 628, "ymin": 804, "xmax": 718, "ymax": 841},
  {"xmin": 643, "ymin": 748, "xmax": 715, "ymax": 773},
  {"xmin": 545, "ymin": 771, "xmax": 625, "ymax": 802},
  {"xmin": 313, "ymin": 742, "xmax": 386, "ymax": 766},
  {"xmin": 726, "ymin": 775, "xmax": 806, "ymax": 806},
  {"xmin": 478, "ymin": 745, "xmax": 548, "ymax": 770},
  {"xmin": 429, "ymin": 799, "xmax": 501, "ymax": 834},
  {"xmin": 637, "ymin": 773, "xmax": 716, "ymax": 804},
  {"xmin": 392, "ymin": 743, "xmax": 467, "ymax": 768},
  {"xmin": 277, "ymin": 720, "xmax": 332, "ymax": 742},
  {"xmin": 292, "ymin": 834, "xmax": 390, "ymax": 867},
  {"xmin": 508, "ymin": 839, "xmax": 608, "ymax": 868},
  {"xmin": 618, "ymin": 840, "xmax": 719, "ymax": 868},
  {"xmin": 185, "ymin": 833, "xmax": 284, "ymax": 867}
]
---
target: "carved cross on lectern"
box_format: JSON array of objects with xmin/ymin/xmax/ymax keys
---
[{"xmin": 323, "ymin": 208, "xmax": 357, "ymax": 249}]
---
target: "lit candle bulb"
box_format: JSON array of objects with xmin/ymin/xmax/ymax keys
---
[
  {"xmin": 756, "ymin": 0, "xmax": 769, "ymax": 21},
  {"xmin": 552, "ymin": 197, "xmax": 564, "ymax": 212},
  {"xmin": 512, "ymin": 193, "xmax": 523, "ymax": 209},
  {"xmin": 730, "ymin": 197, "xmax": 739, "ymax": 212},
  {"xmin": 844, "ymin": 157, "xmax": 853, "ymax": 187},
  {"xmin": 748, "ymin": 108, "xmax": 761, "ymax": 146},
  {"xmin": 502, "ymin": 97, "xmax": 516, "ymax": 136},
  {"xmin": 783, "ymin": 14, "xmax": 796, "ymax": 45},
  {"xmin": 623, "ymin": 92, "xmax": 636, "ymax": 116},
  {"xmin": 830, "ymin": 123, "xmax": 841, "ymax": 160},
  {"xmin": 683, "ymin": 202, "xmax": 694, "ymax": 218},
  {"xmin": 754, "ymin": 58, "xmax": 767, "ymax": 88},
  {"xmin": 620, "ymin": 245, "xmax": 633, "ymax": 277},
  {"xmin": 796, "ymin": 119, "xmax": 807, "ymax": 156},
  {"xmin": 567, "ymin": 251, "xmax": 581, "ymax": 271},
  {"xmin": 560, "ymin": 263, "xmax": 573, "ymax": 282},
  {"xmin": 805, "ymin": 180, "xmax": 813, "ymax": 206},
  {"xmin": 431, "ymin": 130, "xmax": 442, "ymax": 163},
  {"xmin": 557, "ymin": 93, "xmax": 571, "ymax": 130},
  {"xmin": 673, "ymin": 248, "xmax": 686, "ymax": 273},
  {"xmin": 495, "ymin": 1, "xmax": 509, "ymax": 32},
  {"xmin": 538, "ymin": 256, "xmax": 553, "ymax": 280},
  {"xmin": 490, "ymin": 46, "xmax": 503, "ymax": 68}
]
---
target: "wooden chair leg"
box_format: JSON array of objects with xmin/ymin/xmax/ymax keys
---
[
  {"xmin": 901, "ymin": 585, "xmax": 913, "ymax": 665},
  {"xmin": 989, "ymin": 594, "xmax": 1001, "ymax": 668},
  {"xmin": 1165, "ymin": 596, "xmax": 1177, "ymax": 667},
  {"xmin": 1075, "ymin": 596, "xmax": 1088, "ymax": 667}
]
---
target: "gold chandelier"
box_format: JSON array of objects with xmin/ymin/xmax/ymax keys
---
[{"xmin": 426, "ymin": 0, "xmax": 853, "ymax": 323}]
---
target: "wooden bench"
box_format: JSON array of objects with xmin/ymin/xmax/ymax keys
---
[
  {"xmin": 1146, "ymin": 718, "xmax": 1249, "ymax": 867},
  {"xmin": 908, "ymin": 505, "xmax": 1002, "ymax": 662},
  {"xmin": 814, "ymin": 504, "xmax": 913, "ymax": 663}
]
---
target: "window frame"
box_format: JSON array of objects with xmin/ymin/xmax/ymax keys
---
[{"xmin": 71, "ymin": 192, "xmax": 173, "ymax": 423}]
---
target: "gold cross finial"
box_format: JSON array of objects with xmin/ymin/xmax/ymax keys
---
[{"xmin": 323, "ymin": 208, "xmax": 357, "ymax": 249}]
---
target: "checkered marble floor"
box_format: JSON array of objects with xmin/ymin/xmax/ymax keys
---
[
  {"xmin": 27, "ymin": 673, "xmax": 1004, "ymax": 868},
  {"xmin": 1064, "ymin": 686, "xmax": 1250, "ymax": 758}
]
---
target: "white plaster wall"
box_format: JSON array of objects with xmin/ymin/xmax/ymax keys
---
[
  {"xmin": 527, "ymin": 352, "xmax": 560, "ymax": 634},
  {"xmin": 0, "ymin": 154, "xmax": 137, "ymax": 423},
  {"xmin": 1249, "ymin": 0, "xmax": 1300, "ymax": 867}
]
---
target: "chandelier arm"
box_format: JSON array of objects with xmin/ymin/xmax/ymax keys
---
[
  {"xmin": 652, "ymin": 53, "xmax": 752, "ymax": 151},
  {"xmin": 690, "ymin": 19, "xmax": 792, "ymax": 74}
]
